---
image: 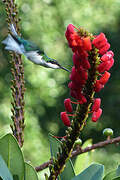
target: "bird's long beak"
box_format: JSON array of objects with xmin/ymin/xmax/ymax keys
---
[{"xmin": 61, "ymin": 66, "xmax": 71, "ymax": 72}]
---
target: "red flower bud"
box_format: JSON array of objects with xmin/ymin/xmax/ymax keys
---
[
  {"xmin": 77, "ymin": 66, "xmax": 88, "ymax": 80},
  {"xmin": 71, "ymin": 39, "xmax": 78, "ymax": 47},
  {"xmin": 67, "ymin": 24, "xmax": 75, "ymax": 33},
  {"xmin": 92, "ymin": 33, "xmax": 110, "ymax": 55},
  {"xmin": 101, "ymin": 51, "xmax": 114, "ymax": 62},
  {"xmin": 70, "ymin": 66, "xmax": 87, "ymax": 84},
  {"xmin": 92, "ymin": 108, "xmax": 102, "ymax": 122},
  {"xmin": 70, "ymin": 66, "xmax": 76, "ymax": 77},
  {"xmin": 99, "ymin": 71, "xmax": 110, "ymax": 85},
  {"xmin": 78, "ymin": 49, "xmax": 88, "ymax": 58},
  {"xmin": 94, "ymin": 80, "xmax": 104, "ymax": 92},
  {"xmin": 70, "ymin": 89, "xmax": 78, "ymax": 99},
  {"xmin": 73, "ymin": 55, "xmax": 90, "ymax": 70},
  {"xmin": 69, "ymin": 33, "xmax": 78, "ymax": 40},
  {"xmin": 98, "ymin": 62, "xmax": 108, "ymax": 73},
  {"xmin": 92, "ymin": 33, "xmax": 106, "ymax": 46},
  {"xmin": 64, "ymin": 98, "xmax": 73, "ymax": 113},
  {"xmin": 78, "ymin": 94, "xmax": 87, "ymax": 104},
  {"xmin": 68, "ymin": 81, "xmax": 75, "ymax": 89},
  {"xmin": 68, "ymin": 81, "xmax": 83, "ymax": 90},
  {"xmin": 99, "ymin": 42, "xmax": 110, "ymax": 55},
  {"xmin": 107, "ymin": 50, "xmax": 114, "ymax": 57},
  {"xmin": 60, "ymin": 112, "xmax": 71, "ymax": 126},
  {"xmin": 83, "ymin": 37, "xmax": 92, "ymax": 51},
  {"xmin": 70, "ymin": 90, "xmax": 86, "ymax": 104},
  {"xmin": 80, "ymin": 59, "xmax": 91, "ymax": 70},
  {"xmin": 77, "ymin": 38, "xmax": 83, "ymax": 46},
  {"xmin": 73, "ymin": 53, "xmax": 81, "ymax": 67},
  {"xmin": 65, "ymin": 24, "xmax": 75, "ymax": 39},
  {"xmin": 92, "ymin": 98, "xmax": 101, "ymax": 112},
  {"xmin": 96, "ymin": 38, "xmax": 107, "ymax": 49},
  {"xmin": 98, "ymin": 58, "xmax": 114, "ymax": 73}
]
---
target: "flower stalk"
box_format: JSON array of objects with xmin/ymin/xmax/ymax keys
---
[
  {"xmin": 48, "ymin": 24, "xmax": 114, "ymax": 179},
  {"xmin": 2, "ymin": 0, "xmax": 25, "ymax": 147}
]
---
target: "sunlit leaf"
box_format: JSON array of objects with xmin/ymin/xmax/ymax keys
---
[
  {"xmin": 72, "ymin": 163, "xmax": 104, "ymax": 180},
  {"xmin": 0, "ymin": 155, "xmax": 13, "ymax": 180},
  {"xmin": 103, "ymin": 165, "xmax": 120, "ymax": 180},
  {"xmin": 25, "ymin": 162, "xmax": 38, "ymax": 180},
  {"xmin": 0, "ymin": 134, "xmax": 24, "ymax": 180}
]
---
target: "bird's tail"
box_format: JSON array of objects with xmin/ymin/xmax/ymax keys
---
[
  {"xmin": 10, "ymin": 24, "xmax": 18, "ymax": 37},
  {"xmin": 2, "ymin": 24, "xmax": 23, "ymax": 54}
]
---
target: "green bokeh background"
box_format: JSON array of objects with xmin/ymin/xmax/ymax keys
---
[{"xmin": 0, "ymin": 0, "xmax": 120, "ymax": 179}]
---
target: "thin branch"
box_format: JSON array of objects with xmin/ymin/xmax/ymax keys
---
[
  {"xmin": 36, "ymin": 160, "xmax": 52, "ymax": 172},
  {"xmin": 35, "ymin": 135, "xmax": 120, "ymax": 172}
]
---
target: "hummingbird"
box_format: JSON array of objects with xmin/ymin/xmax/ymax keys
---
[{"xmin": 2, "ymin": 24, "xmax": 70, "ymax": 72}]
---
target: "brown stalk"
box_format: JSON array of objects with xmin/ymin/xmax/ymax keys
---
[{"xmin": 2, "ymin": 0, "xmax": 25, "ymax": 147}]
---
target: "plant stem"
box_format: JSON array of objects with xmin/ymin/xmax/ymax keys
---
[
  {"xmin": 2, "ymin": 0, "xmax": 25, "ymax": 147},
  {"xmin": 48, "ymin": 48, "xmax": 98, "ymax": 179}
]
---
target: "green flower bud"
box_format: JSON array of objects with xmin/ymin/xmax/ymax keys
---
[
  {"xmin": 75, "ymin": 138, "xmax": 82, "ymax": 146},
  {"xmin": 103, "ymin": 128, "xmax": 113, "ymax": 137}
]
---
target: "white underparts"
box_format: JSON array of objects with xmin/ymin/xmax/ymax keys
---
[
  {"xmin": 46, "ymin": 62, "xmax": 60, "ymax": 69},
  {"xmin": 25, "ymin": 51, "xmax": 60, "ymax": 69}
]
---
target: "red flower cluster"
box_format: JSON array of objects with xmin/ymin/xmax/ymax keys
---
[
  {"xmin": 65, "ymin": 24, "xmax": 92, "ymax": 55},
  {"xmin": 91, "ymin": 33, "xmax": 114, "ymax": 121},
  {"xmin": 66, "ymin": 24, "xmax": 92, "ymax": 104},
  {"xmin": 60, "ymin": 24, "xmax": 114, "ymax": 126},
  {"xmin": 94, "ymin": 45, "xmax": 114, "ymax": 92}
]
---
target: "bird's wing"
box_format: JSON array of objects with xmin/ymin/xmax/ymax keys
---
[
  {"xmin": 10, "ymin": 34, "xmax": 43, "ymax": 53},
  {"xmin": 47, "ymin": 59, "xmax": 60, "ymax": 65},
  {"xmin": 20, "ymin": 39, "xmax": 40, "ymax": 52}
]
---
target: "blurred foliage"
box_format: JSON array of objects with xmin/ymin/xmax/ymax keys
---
[{"xmin": 1, "ymin": 0, "xmax": 120, "ymax": 179}]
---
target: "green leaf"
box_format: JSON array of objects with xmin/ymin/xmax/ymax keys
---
[
  {"xmin": 103, "ymin": 165, "xmax": 120, "ymax": 180},
  {"xmin": 74, "ymin": 139, "xmax": 93, "ymax": 175},
  {"xmin": 103, "ymin": 170, "xmax": 117, "ymax": 180},
  {"xmin": 49, "ymin": 134, "xmax": 75, "ymax": 180},
  {"xmin": 25, "ymin": 162, "xmax": 38, "ymax": 180},
  {"xmin": 0, "ymin": 134, "xmax": 24, "ymax": 180},
  {"xmin": 60, "ymin": 160, "xmax": 75, "ymax": 180},
  {"xmin": 49, "ymin": 133, "xmax": 61, "ymax": 159},
  {"xmin": 0, "ymin": 155, "xmax": 13, "ymax": 180},
  {"xmin": 112, "ymin": 177, "xmax": 120, "ymax": 180},
  {"xmin": 71, "ymin": 163, "xmax": 104, "ymax": 180}
]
